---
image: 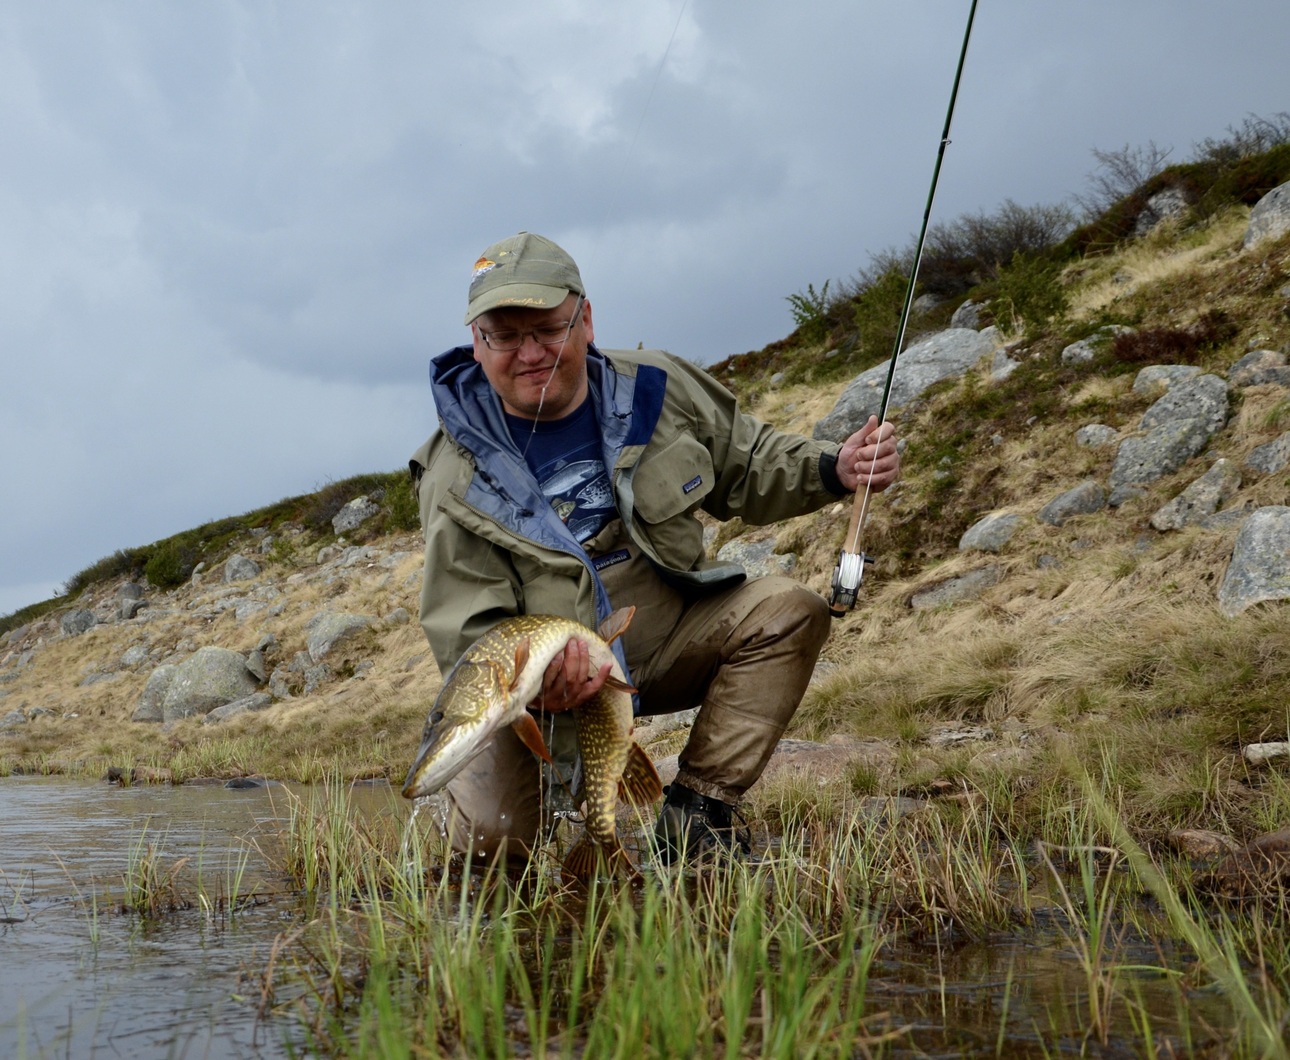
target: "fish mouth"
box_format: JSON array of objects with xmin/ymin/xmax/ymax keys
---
[{"xmin": 401, "ymin": 722, "xmax": 486, "ymax": 800}]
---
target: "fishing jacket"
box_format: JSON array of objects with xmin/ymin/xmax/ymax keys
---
[{"xmin": 409, "ymin": 343, "xmax": 848, "ymax": 676}]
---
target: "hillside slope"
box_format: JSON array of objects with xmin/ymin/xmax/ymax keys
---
[{"xmin": 3, "ymin": 188, "xmax": 1290, "ymax": 842}]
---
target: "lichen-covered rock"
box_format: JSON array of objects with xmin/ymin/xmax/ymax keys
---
[
  {"xmin": 813, "ymin": 329, "xmax": 996, "ymax": 443},
  {"xmin": 1132, "ymin": 364, "xmax": 1201, "ymax": 395},
  {"xmin": 224, "ymin": 554, "xmax": 261, "ymax": 583},
  {"xmin": 1218, "ymin": 506, "xmax": 1290, "ymax": 617},
  {"xmin": 1244, "ymin": 180, "xmax": 1290, "ymax": 248},
  {"xmin": 60, "ymin": 609, "xmax": 97, "ymax": 637},
  {"xmin": 132, "ymin": 664, "xmax": 177, "ymax": 722},
  {"xmin": 332, "ymin": 495, "xmax": 381, "ymax": 534},
  {"xmin": 1060, "ymin": 326, "xmax": 1133, "ymax": 365},
  {"xmin": 1245, "ymin": 432, "xmax": 1290, "ymax": 476},
  {"xmin": 959, "ymin": 512, "xmax": 1022, "ymax": 553},
  {"xmin": 305, "ymin": 611, "xmax": 374, "ymax": 663},
  {"xmin": 1149, "ymin": 459, "xmax": 1241, "ymax": 531},
  {"xmin": 716, "ymin": 537, "xmax": 797, "ymax": 578},
  {"xmin": 909, "ymin": 566, "xmax": 1003, "ymax": 609},
  {"xmin": 159, "ymin": 647, "xmax": 261, "ymax": 722},
  {"xmin": 1037, "ymin": 481, "xmax": 1106, "ymax": 526}
]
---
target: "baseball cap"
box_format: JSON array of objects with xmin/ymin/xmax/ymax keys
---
[{"xmin": 464, "ymin": 232, "xmax": 585, "ymax": 325}]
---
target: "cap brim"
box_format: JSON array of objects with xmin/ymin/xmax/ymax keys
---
[{"xmin": 464, "ymin": 283, "xmax": 574, "ymax": 325}]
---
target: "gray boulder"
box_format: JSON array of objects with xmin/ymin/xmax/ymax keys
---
[
  {"xmin": 1139, "ymin": 374, "xmax": 1228, "ymax": 437},
  {"xmin": 1134, "ymin": 186, "xmax": 1189, "ymax": 236},
  {"xmin": 716, "ymin": 537, "xmax": 797, "ymax": 578},
  {"xmin": 60, "ymin": 609, "xmax": 97, "ymax": 637},
  {"xmin": 909, "ymin": 566, "xmax": 1003, "ymax": 610},
  {"xmin": 813, "ymin": 329, "xmax": 996, "ymax": 443},
  {"xmin": 1060, "ymin": 326, "xmax": 1133, "ymax": 365},
  {"xmin": 1218, "ymin": 507, "xmax": 1290, "ymax": 616},
  {"xmin": 203, "ymin": 693, "xmax": 274, "ymax": 725},
  {"xmin": 224, "ymin": 554, "xmax": 261, "ymax": 583},
  {"xmin": 1037, "ymin": 481, "xmax": 1106, "ymax": 526},
  {"xmin": 950, "ymin": 300, "xmax": 984, "ymax": 329},
  {"xmin": 332, "ymin": 495, "xmax": 381, "ymax": 534},
  {"xmin": 1149, "ymin": 459, "xmax": 1241, "ymax": 531},
  {"xmin": 1133, "ymin": 364, "xmax": 1201, "ymax": 395},
  {"xmin": 1075, "ymin": 424, "xmax": 1119, "ymax": 448},
  {"xmin": 1109, "ymin": 420, "xmax": 1214, "ymax": 501},
  {"xmin": 958, "ymin": 512, "xmax": 1022, "ymax": 553},
  {"xmin": 132, "ymin": 664, "xmax": 177, "ymax": 722},
  {"xmin": 1245, "ymin": 432, "xmax": 1290, "ymax": 476},
  {"xmin": 306, "ymin": 611, "xmax": 374, "ymax": 663},
  {"xmin": 159, "ymin": 647, "xmax": 261, "ymax": 722},
  {"xmin": 1229, "ymin": 349, "xmax": 1290, "ymax": 388},
  {"xmin": 1244, "ymin": 180, "xmax": 1290, "ymax": 249}
]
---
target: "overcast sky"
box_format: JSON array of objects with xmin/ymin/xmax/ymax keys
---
[{"xmin": 2, "ymin": 0, "xmax": 1288, "ymax": 618}]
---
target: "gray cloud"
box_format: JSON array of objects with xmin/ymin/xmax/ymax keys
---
[{"xmin": 3, "ymin": 0, "xmax": 1289, "ymax": 614}]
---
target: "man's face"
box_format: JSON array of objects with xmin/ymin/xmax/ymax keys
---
[{"xmin": 471, "ymin": 293, "xmax": 594, "ymax": 421}]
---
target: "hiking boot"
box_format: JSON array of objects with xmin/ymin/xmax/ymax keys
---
[{"xmin": 652, "ymin": 783, "xmax": 751, "ymax": 866}]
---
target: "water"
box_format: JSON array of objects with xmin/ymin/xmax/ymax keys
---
[{"xmin": 0, "ymin": 775, "xmax": 393, "ymax": 1060}]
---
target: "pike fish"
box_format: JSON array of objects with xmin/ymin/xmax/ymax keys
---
[{"xmin": 401, "ymin": 608, "xmax": 662, "ymax": 881}]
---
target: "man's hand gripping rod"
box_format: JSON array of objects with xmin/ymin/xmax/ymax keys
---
[{"xmin": 827, "ymin": 0, "xmax": 978, "ymax": 617}]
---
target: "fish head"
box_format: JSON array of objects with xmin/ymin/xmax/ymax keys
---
[{"xmin": 401, "ymin": 660, "xmax": 511, "ymax": 800}]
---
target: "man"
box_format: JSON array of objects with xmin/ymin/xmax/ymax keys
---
[{"xmin": 409, "ymin": 231, "xmax": 899, "ymax": 866}]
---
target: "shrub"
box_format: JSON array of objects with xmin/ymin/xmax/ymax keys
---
[
  {"xmin": 850, "ymin": 268, "xmax": 908, "ymax": 363},
  {"xmin": 1109, "ymin": 310, "xmax": 1236, "ymax": 365},
  {"xmin": 993, "ymin": 252, "xmax": 1068, "ymax": 337},
  {"xmin": 144, "ymin": 539, "xmax": 200, "ymax": 589},
  {"xmin": 785, "ymin": 281, "xmax": 831, "ymax": 345}
]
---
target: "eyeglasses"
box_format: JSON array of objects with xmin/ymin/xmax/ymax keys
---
[{"xmin": 477, "ymin": 299, "xmax": 583, "ymax": 352}]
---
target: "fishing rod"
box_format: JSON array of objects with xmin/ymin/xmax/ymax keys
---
[{"xmin": 828, "ymin": 0, "xmax": 979, "ymax": 617}]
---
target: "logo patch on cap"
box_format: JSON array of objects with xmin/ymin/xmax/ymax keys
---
[
  {"xmin": 682, "ymin": 475, "xmax": 703, "ymax": 494},
  {"xmin": 472, "ymin": 256, "xmax": 498, "ymax": 279}
]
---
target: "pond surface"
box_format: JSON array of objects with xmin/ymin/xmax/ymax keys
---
[
  {"xmin": 0, "ymin": 776, "xmax": 1244, "ymax": 1058},
  {"xmin": 0, "ymin": 775, "xmax": 395, "ymax": 1060}
]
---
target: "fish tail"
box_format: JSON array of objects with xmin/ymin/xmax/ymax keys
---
[
  {"xmin": 562, "ymin": 835, "xmax": 637, "ymax": 884},
  {"xmin": 618, "ymin": 743, "xmax": 664, "ymax": 805}
]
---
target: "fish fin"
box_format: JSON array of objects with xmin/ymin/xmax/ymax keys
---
[
  {"xmin": 562, "ymin": 835, "xmax": 637, "ymax": 885},
  {"xmin": 604, "ymin": 674, "xmax": 639, "ymax": 695},
  {"xmin": 618, "ymin": 742, "xmax": 664, "ymax": 805},
  {"xmin": 597, "ymin": 606, "xmax": 636, "ymax": 646},
  {"xmin": 509, "ymin": 638, "xmax": 531, "ymax": 691},
  {"xmin": 511, "ymin": 712, "xmax": 554, "ymax": 764}
]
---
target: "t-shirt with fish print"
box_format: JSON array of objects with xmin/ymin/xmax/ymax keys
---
[{"xmin": 504, "ymin": 398, "xmax": 615, "ymax": 543}]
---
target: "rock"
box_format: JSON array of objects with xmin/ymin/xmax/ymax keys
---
[
  {"xmin": 1132, "ymin": 364, "xmax": 1201, "ymax": 395},
  {"xmin": 132, "ymin": 664, "xmax": 177, "ymax": 722},
  {"xmin": 1133, "ymin": 186, "xmax": 1189, "ymax": 236},
  {"xmin": 1245, "ymin": 431, "xmax": 1290, "ymax": 475},
  {"xmin": 715, "ymin": 537, "xmax": 797, "ymax": 578},
  {"xmin": 1244, "ymin": 742, "xmax": 1290, "ymax": 765},
  {"xmin": 950, "ymin": 300, "xmax": 984, "ymax": 329},
  {"xmin": 958, "ymin": 512, "xmax": 1022, "ymax": 553},
  {"xmin": 1197, "ymin": 828, "xmax": 1290, "ymax": 899},
  {"xmin": 117, "ymin": 582, "xmax": 144, "ymax": 603},
  {"xmin": 909, "ymin": 566, "xmax": 1003, "ymax": 609},
  {"xmin": 1060, "ymin": 326, "xmax": 1133, "ymax": 365},
  {"xmin": 332, "ymin": 495, "xmax": 381, "ymax": 534},
  {"xmin": 120, "ymin": 598, "xmax": 148, "ymax": 620},
  {"xmin": 305, "ymin": 612, "xmax": 375, "ymax": 663},
  {"xmin": 813, "ymin": 329, "xmax": 996, "ymax": 443},
  {"xmin": 1149, "ymin": 459, "xmax": 1241, "ymax": 531},
  {"xmin": 1139, "ymin": 374, "xmax": 1228, "ymax": 437},
  {"xmin": 1037, "ymin": 480, "xmax": 1106, "ymax": 526},
  {"xmin": 1166, "ymin": 829, "xmax": 1240, "ymax": 859},
  {"xmin": 1218, "ymin": 506, "xmax": 1290, "ymax": 617},
  {"xmin": 1244, "ymin": 180, "xmax": 1290, "ymax": 248},
  {"xmin": 991, "ymin": 347, "xmax": 1019, "ymax": 381},
  {"xmin": 224, "ymin": 554, "xmax": 261, "ymax": 583},
  {"xmin": 384, "ymin": 607, "xmax": 411, "ymax": 626},
  {"xmin": 245, "ymin": 649, "xmax": 269, "ymax": 683},
  {"xmin": 203, "ymin": 692, "xmax": 274, "ymax": 724},
  {"xmin": 1075, "ymin": 424, "xmax": 1119, "ymax": 448},
  {"xmin": 60, "ymin": 609, "xmax": 97, "ymax": 637},
  {"xmin": 159, "ymin": 647, "xmax": 261, "ymax": 722},
  {"xmin": 121, "ymin": 644, "xmax": 150, "ymax": 668},
  {"xmin": 1109, "ymin": 419, "xmax": 1216, "ymax": 498},
  {"xmin": 1, "ymin": 709, "xmax": 27, "ymax": 730},
  {"xmin": 1229, "ymin": 349, "xmax": 1290, "ymax": 388}
]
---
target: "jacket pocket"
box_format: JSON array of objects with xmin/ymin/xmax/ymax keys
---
[{"xmin": 629, "ymin": 434, "xmax": 714, "ymax": 569}]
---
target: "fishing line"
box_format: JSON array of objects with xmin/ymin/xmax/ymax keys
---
[{"xmin": 828, "ymin": 0, "xmax": 978, "ymax": 617}]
